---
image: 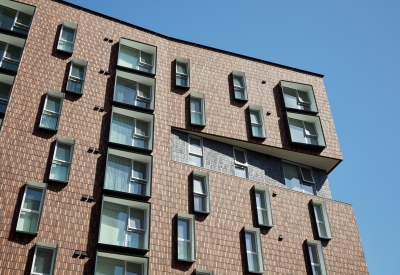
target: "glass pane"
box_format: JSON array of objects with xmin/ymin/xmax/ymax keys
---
[
  {"xmin": 0, "ymin": 102, "xmax": 6, "ymax": 113},
  {"xmin": 250, "ymin": 110, "xmax": 261, "ymax": 124},
  {"xmin": 304, "ymin": 121, "xmax": 317, "ymax": 137},
  {"xmin": 194, "ymin": 195, "xmax": 203, "ymax": 212},
  {"xmin": 303, "ymin": 184, "xmax": 314, "ymax": 195},
  {"xmin": 118, "ymin": 45, "xmax": 139, "ymax": 69},
  {"xmin": 189, "ymin": 138, "xmax": 202, "ymax": 155},
  {"xmin": 126, "ymin": 231, "xmax": 144, "ymax": 249},
  {"xmin": 33, "ymin": 248, "xmax": 53, "ymax": 274},
  {"xmin": 138, "ymin": 83, "xmax": 151, "ymax": 99},
  {"xmin": 61, "ymin": 26, "xmax": 75, "ymax": 42},
  {"xmin": 300, "ymin": 167, "xmax": 314, "ymax": 183},
  {"xmin": 247, "ymin": 253, "xmax": 259, "ymax": 272},
  {"xmin": 110, "ymin": 113, "xmax": 134, "ymax": 146},
  {"xmin": 129, "ymin": 209, "xmax": 144, "ymax": 229},
  {"xmin": 115, "ymin": 77, "xmax": 137, "ymax": 105},
  {"xmin": 55, "ymin": 143, "xmax": 71, "ymax": 162},
  {"xmin": 318, "ymin": 221, "xmax": 327, "ymax": 238},
  {"xmin": 132, "ymin": 161, "xmax": 147, "ymax": 180},
  {"xmin": 133, "ymin": 138, "xmax": 148, "ymax": 149},
  {"xmin": 235, "ymin": 166, "xmax": 247, "ymax": 178},
  {"xmin": 257, "ymin": 209, "xmax": 268, "ymax": 225},
  {"xmin": 140, "ymin": 51, "xmax": 152, "ymax": 65},
  {"xmin": 188, "ymin": 154, "xmax": 202, "ymax": 167},
  {"xmin": 190, "ymin": 112, "xmax": 202, "ymax": 125},
  {"xmin": 178, "ymin": 240, "xmax": 189, "ymax": 260},
  {"xmin": 288, "ymin": 118, "xmax": 305, "ymax": 143},
  {"xmin": 233, "ymin": 75, "xmax": 243, "ymax": 87},
  {"xmin": 126, "ymin": 263, "xmax": 142, "ymax": 275},
  {"xmin": 252, "ymin": 125, "xmax": 264, "ymax": 137},
  {"xmin": 0, "ymin": 82, "xmax": 11, "ymax": 100},
  {"xmin": 283, "ymin": 162, "xmax": 302, "ymax": 192},
  {"xmin": 50, "ymin": 163, "xmax": 69, "ymax": 182},
  {"xmin": 71, "ymin": 64, "xmax": 85, "ymax": 79},
  {"xmin": 314, "ymin": 205, "xmax": 324, "ymax": 222},
  {"xmin": 66, "ymin": 79, "xmax": 82, "ymax": 93},
  {"xmin": 255, "ymin": 192, "xmax": 264, "ymax": 208},
  {"xmin": 312, "ymin": 265, "xmax": 323, "ymax": 275},
  {"xmin": 58, "ymin": 40, "xmax": 73, "ymax": 52},
  {"xmin": 190, "ymin": 98, "xmax": 201, "ymax": 113},
  {"xmin": 176, "ymin": 62, "xmax": 187, "ymax": 74},
  {"xmin": 23, "ymin": 187, "xmax": 42, "ymax": 211},
  {"xmin": 105, "ymin": 155, "xmax": 131, "ymax": 193},
  {"xmin": 177, "ymin": 219, "xmax": 189, "ymax": 239},
  {"xmin": 245, "ymin": 233, "xmax": 256, "ymax": 252},
  {"xmin": 193, "ymin": 176, "xmax": 204, "ymax": 194},
  {"xmin": 234, "ymin": 89, "xmax": 245, "ymax": 100},
  {"xmin": 99, "ymin": 202, "xmax": 127, "ymax": 247},
  {"xmin": 45, "ymin": 96, "xmax": 61, "ymax": 113},
  {"xmin": 308, "ymin": 244, "xmax": 320, "ymax": 264},
  {"xmin": 16, "ymin": 12, "xmax": 31, "ymax": 26},
  {"xmin": 135, "ymin": 120, "xmax": 148, "ymax": 137},
  {"xmin": 297, "ymin": 90, "xmax": 310, "ymax": 104},
  {"xmin": 129, "ymin": 181, "xmax": 143, "ymax": 196},
  {"xmin": 96, "ymin": 256, "xmax": 124, "ymax": 275},
  {"xmin": 234, "ymin": 149, "xmax": 246, "ymax": 164},
  {"xmin": 176, "ymin": 76, "xmax": 187, "ymax": 86},
  {"xmin": 0, "ymin": 6, "xmax": 16, "ymax": 30},
  {"xmin": 17, "ymin": 211, "xmax": 39, "ymax": 233},
  {"xmin": 40, "ymin": 113, "xmax": 59, "ymax": 129},
  {"xmin": 282, "ymin": 87, "xmax": 298, "ymax": 109}
]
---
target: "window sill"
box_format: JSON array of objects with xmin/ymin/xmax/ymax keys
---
[
  {"xmin": 176, "ymin": 83, "xmax": 190, "ymax": 89},
  {"xmin": 108, "ymin": 141, "xmax": 153, "ymax": 154},
  {"xmin": 190, "ymin": 122, "xmax": 206, "ymax": 127},
  {"xmin": 65, "ymin": 89, "xmax": 83, "ymax": 95},
  {"xmin": 194, "ymin": 210, "xmax": 210, "ymax": 215},
  {"xmin": 102, "ymin": 188, "xmax": 151, "ymax": 201},
  {"xmin": 177, "ymin": 258, "xmax": 196, "ymax": 263},
  {"xmin": 251, "ymin": 134, "xmax": 267, "ymax": 139},
  {"xmin": 56, "ymin": 47, "xmax": 73, "ymax": 54},
  {"xmin": 0, "ymin": 27, "xmax": 28, "ymax": 39},
  {"xmin": 258, "ymin": 223, "xmax": 273, "ymax": 228},
  {"xmin": 16, "ymin": 230, "xmax": 38, "ymax": 235},
  {"xmin": 97, "ymin": 243, "xmax": 149, "ymax": 256},
  {"xmin": 288, "ymin": 140, "xmax": 326, "ymax": 150},
  {"xmin": 234, "ymin": 97, "xmax": 248, "ymax": 102},
  {"xmin": 116, "ymin": 65, "xmax": 155, "ymax": 77},
  {"xmin": 48, "ymin": 178, "xmax": 69, "ymax": 184},
  {"xmin": 285, "ymin": 106, "xmax": 318, "ymax": 115},
  {"xmin": 112, "ymin": 100, "xmax": 154, "ymax": 113},
  {"xmin": 39, "ymin": 126, "xmax": 58, "ymax": 132}
]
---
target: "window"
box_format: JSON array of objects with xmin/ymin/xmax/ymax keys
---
[
  {"xmin": 233, "ymin": 147, "xmax": 248, "ymax": 178},
  {"xmin": 282, "ymin": 162, "xmax": 315, "ymax": 195},
  {"xmin": 286, "ymin": 112, "xmax": 326, "ymax": 148},
  {"xmin": 249, "ymin": 105, "xmax": 266, "ymax": 138},
  {"xmin": 190, "ymin": 92, "xmax": 206, "ymax": 126},
  {"xmin": 176, "ymin": 57, "xmax": 190, "ymax": 87},
  {"xmin": 193, "ymin": 171, "xmax": 210, "ymax": 214},
  {"xmin": 109, "ymin": 106, "xmax": 154, "ymax": 151},
  {"xmin": 0, "ymin": 38, "xmax": 23, "ymax": 71},
  {"xmin": 49, "ymin": 137, "xmax": 74, "ymax": 183},
  {"xmin": 16, "ymin": 181, "xmax": 46, "ymax": 234},
  {"xmin": 195, "ymin": 269, "xmax": 214, "ymax": 275},
  {"xmin": 95, "ymin": 251, "xmax": 149, "ymax": 275},
  {"xmin": 39, "ymin": 91, "xmax": 64, "ymax": 131},
  {"xmin": 177, "ymin": 213, "xmax": 195, "ymax": 262},
  {"xmin": 311, "ymin": 199, "xmax": 332, "ymax": 240},
  {"xmin": 244, "ymin": 227, "xmax": 264, "ymax": 274},
  {"xmin": 281, "ymin": 80, "xmax": 318, "ymax": 113},
  {"xmin": 188, "ymin": 135, "xmax": 203, "ymax": 167},
  {"xmin": 114, "ymin": 70, "xmax": 155, "ymax": 110},
  {"xmin": 104, "ymin": 148, "xmax": 152, "ymax": 199},
  {"xmin": 117, "ymin": 38, "xmax": 157, "ymax": 75},
  {"xmin": 99, "ymin": 196, "xmax": 150, "ymax": 253},
  {"xmin": 306, "ymin": 239, "xmax": 328, "ymax": 275},
  {"xmin": 0, "ymin": 4, "xmax": 34, "ymax": 36},
  {"xmin": 31, "ymin": 243, "xmax": 57, "ymax": 275},
  {"xmin": 232, "ymin": 71, "xmax": 248, "ymax": 101},
  {"xmin": 57, "ymin": 21, "xmax": 77, "ymax": 53},
  {"xmin": 0, "ymin": 73, "xmax": 14, "ymax": 127},
  {"xmin": 66, "ymin": 59, "xmax": 87, "ymax": 94},
  {"xmin": 254, "ymin": 185, "xmax": 273, "ymax": 227}
]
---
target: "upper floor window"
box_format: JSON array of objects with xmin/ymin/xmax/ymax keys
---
[
  {"xmin": 254, "ymin": 185, "xmax": 273, "ymax": 227},
  {"xmin": 249, "ymin": 105, "xmax": 266, "ymax": 138},
  {"xmin": 281, "ymin": 80, "xmax": 318, "ymax": 114},
  {"xmin": 188, "ymin": 135, "xmax": 203, "ymax": 167},
  {"xmin": 311, "ymin": 199, "xmax": 332, "ymax": 240},
  {"xmin": 0, "ymin": 33, "xmax": 24, "ymax": 72},
  {"xmin": 244, "ymin": 227, "xmax": 264, "ymax": 273},
  {"xmin": 57, "ymin": 21, "xmax": 77, "ymax": 53},
  {"xmin": 190, "ymin": 92, "xmax": 206, "ymax": 126},
  {"xmin": 282, "ymin": 161, "xmax": 315, "ymax": 195},
  {"xmin": 31, "ymin": 243, "xmax": 57, "ymax": 275},
  {"xmin": 177, "ymin": 213, "xmax": 196, "ymax": 262},
  {"xmin": 109, "ymin": 106, "xmax": 154, "ymax": 151},
  {"xmin": 306, "ymin": 239, "xmax": 328, "ymax": 275},
  {"xmin": 232, "ymin": 71, "xmax": 248, "ymax": 101},
  {"xmin": 39, "ymin": 91, "xmax": 64, "ymax": 131},
  {"xmin": 193, "ymin": 170, "xmax": 210, "ymax": 214},
  {"xmin": 49, "ymin": 137, "xmax": 74, "ymax": 183},
  {"xmin": 114, "ymin": 70, "xmax": 155, "ymax": 110},
  {"xmin": 233, "ymin": 147, "xmax": 248, "ymax": 178},
  {"xmin": 0, "ymin": 3, "xmax": 34, "ymax": 36},
  {"xmin": 66, "ymin": 58, "xmax": 87, "ymax": 94},
  {"xmin": 176, "ymin": 57, "xmax": 190, "ymax": 88},
  {"xmin": 95, "ymin": 251, "xmax": 149, "ymax": 275},
  {"xmin": 117, "ymin": 38, "xmax": 157, "ymax": 75},
  {"xmin": 0, "ymin": 73, "xmax": 14, "ymax": 128},
  {"xmin": 287, "ymin": 112, "xmax": 326, "ymax": 149}
]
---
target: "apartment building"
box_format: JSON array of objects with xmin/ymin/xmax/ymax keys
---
[{"xmin": 0, "ymin": 0, "xmax": 369, "ymax": 274}]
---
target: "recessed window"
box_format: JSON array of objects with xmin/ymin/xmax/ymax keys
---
[
  {"xmin": 233, "ymin": 148, "xmax": 248, "ymax": 178},
  {"xmin": 49, "ymin": 137, "xmax": 74, "ymax": 183},
  {"xmin": 66, "ymin": 59, "xmax": 87, "ymax": 94},
  {"xmin": 109, "ymin": 106, "xmax": 154, "ymax": 151},
  {"xmin": 117, "ymin": 38, "xmax": 157, "ymax": 75},
  {"xmin": 99, "ymin": 196, "xmax": 150, "ymax": 253},
  {"xmin": 306, "ymin": 239, "xmax": 328, "ymax": 275},
  {"xmin": 195, "ymin": 269, "xmax": 214, "ymax": 275},
  {"xmin": 0, "ymin": 33, "xmax": 24, "ymax": 71},
  {"xmin": 311, "ymin": 199, "xmax": 332, "ymax": 240},
  {"xmin": 95, "ymin": 251, "xmax": 149, "ymax": 275},
  {"xmin": 249, "ymin": 105, "xmax": 266, "ymax": 138},
  {"xmin": 16, "ymin": 181, "xmax": 46, "ymax": 234},
  {"xmin": 176, "ymin": 57, "xmax": 190, "ymax": 87},
  {"xmin": 244, "ymin": 227, "xmax": 264, "ymax": 274},
  {"xmin": 104, "ymin": 148, "xmax": 152, "ymax": 199},
  {"xmin": 57, "ymin": 21, "xmax": 77, "ymax": 53},
  {"xmin": 177, "ymin": 213, "xmax": 195, "ymax": 262},
  {"xmin": 114, "ymin": 70, "xmax": 155, "ymax": 110},
  {"xmin": 188, "ymin": 135, "xmax": 203, "ymax": 167},
  {"xmin": 193, "ymin": 171, "xmax": 210, "ymax": 214},
  {"xmin": 31, "ymin": 243, "xmax": 57, "ymax": 275},
  {"xmin": 0, "ymin": 3, "xmax": 34, "ymax": 36},
  {"xmin": 190, "ymin": 92, "xmax": 206, "ymax": 126},
  {"xmin": 281, "ymin": 80, "xmax": 318, "ymax": 113},
  {"xmin": 287, "ymin": 112, "xmax": 326, "ymax": 148},
  {"xmin": 232, "ymin": 71, "xmax": 248, "ymax": 101},
  {"xmin": 254, "ymin": 185, "xmax": 273, "ymax": 227},
  {"xmin": 39, "ymin": 91, "xmax": 64, "ymax": 131},
  {"xmin": 0, "ymin": 73, "xmax": 14, "ymax": 127},
  {"xmin": 282, "ymin": 162, "xmax": 314, "ymax": 195}
]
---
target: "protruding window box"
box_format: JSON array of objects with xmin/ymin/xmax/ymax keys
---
[
  {"xmin": 311, "ymin": 199, "xmax": 333, "ymax": 240},
  {"xmin": 0, "ymin": 33, "xmax": 24, "ymax": 73},
  {"xmin": 232, "ymin": 71, "xmax": 248, "ymax": 101},
  {"xmin": 31, "ymin": 243, "xmax": 58, "ymax": 275},
  {"xmin": 104, "ymin": 148, "xmax": 152, "ymax": 201},
  {"xmin": 0, "ymin": 2, "xmax": 34, "ymax": 37},
  {"xmin": 98, "ymin": 196, "xmax": 151, "ymax": 255},
  {"xmin": 39, "ymin": 91, "xmax": 64, "ymax": 131},
  {"xmin": 66, "ymin": 58, "xmax": 87, "ymax": 94},
  {"xmin": 57, "ymin": 21, "xmax": 77, "ymax": 54},
  {"xmin": 249, "ymin": 105, "xmax": 266, "ymax": 139},
  {"xmin": 196, "ymin": 269, "xmax": 214, "ymax": 275},
  {"xmin": 192, "ymin": 170, "xmax": 210, "ymax": 214},
  {"xmin": 253, "ymin": 185, "xmax": 273, "ymax": 227},
  {"xmin": 49, "ymin": 137, "xmax": 74, "ymax": 183},
  {"xmin": 176, "ymin": 57, "xmax": 190, "ymax": 88},
  {"xmin": 95, "ymin": 251, "xmax": 149, "ymax": 275},
  {"xmin": 286, "ymin": 112, "xmax": 326, "ymax": 149},
  {"xmin": 306, "ymin": 239, "xmax": 328, "ymax": 275},
  {"xmin": 190, "ymin": 92, "xmax": 206, "ymax": 126},
  {"xmin": 280, "ymin": 80, "xmax": 318, "ymax": 114},
  {"xmin": 109, "ymin": 106, "xmax": 154, "ymax": 153},
  {"xmin": 114, "ymin": 70, "xmax": 155, "ymax": 112},
  {"xmin": 243, "ymin": 226, "xmax": 265, "ymax": 274},
  {"xmin": 177, "ymin": 213, "xmax": 196, "ymax": 262},
  {"xmin": 0, "ymin": 73, "xmax": 15, "ymax": 123},
  {"xmin": 117, "ymin": 38, "xmax": 157, "ymax": 76}
]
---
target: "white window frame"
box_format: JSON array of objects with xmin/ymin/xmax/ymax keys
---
[
  {"xmin": 249, "ymin": 105, "xmax": 266, "ymax": 138},
  {"xmin": 57, "ymin": 21, "xmax": 77, "ymax": 53},
  {"xmin": 233, "ymin": 147, "xmax": 248, "ymax": 178},
  {"xmin": 193, "ymin": 170, "xmax": 210, "ymax": 214},
  {"xmin": 232, "ymin": 71, "xmax": 248, "ymax": 101},
  {"xmin": 306, "ymin": 239, "xmax": 328, "ymax": 275},
  {"xmin": 244, "ymin": 226, "xmax": 264, "ymax": 274},
  {"xmin": 281, "ymin": 80, "xmax": 318, "ymax": 113},
  {"xmin": 95, "ymin": 251, "xmax": 149, "ymax": 275},
  {"xmin": 177, "ymin": 213, "xmax": 196, "ymax": 262},
  {"xmin": 39, "ymin": 91, "xmax": 64, "ymax": 131},
  {"xmin": 282, "ymin": 161, "xmax": 315, "ymax": 195},
  {"xmin": 176, "ymin": 57, "xmax": 190, "ymax": 87},
  {"xmin": 254, "ymin": 185, "xmax": 273, "ymax": 227},
  {"xmin": 49, "ymin": 137, "xmax": 74, "ymax": 183},
  {"xmin": 0, "ymin": 42, "xmax": 22, "ymax": 69},
  {"xmin": 189, "ymin": 92, "xmax": 206, "ymax": 126},
  {"xmin": 311, "ymin": 199, "xmax": 332, "ymax": 240},
  {"xmin": 16, "ymin": 181, "xmax": 47, "ymax": 234},
  {"xmin": 188, "ymin": 135, "xmax": 203, "ymax": 167},
  {"xmin": 66, "ymin": 58, "xmax": 88, "ymax": 94},
  {"xmin": 31, "ymin": 242, "xmax": 57, "ymax": 275}
]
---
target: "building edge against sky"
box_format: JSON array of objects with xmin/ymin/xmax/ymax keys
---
[{"xmin": 0, "ymin": 0, "xmax": 368, "ymax": 274}]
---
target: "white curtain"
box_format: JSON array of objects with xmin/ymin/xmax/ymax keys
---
[
  {"xmin": 105, "ymin": 154, "xmax": 131, "ymax": 193},
  {"xmin": 99, "ymin": 202, "xmax": 127, "ymax": 247},
  {"xmin": 110, "ymin": 113, "xmax": 134, "ymax": 146}
]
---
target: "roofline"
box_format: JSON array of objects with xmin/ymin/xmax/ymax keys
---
[{"xmin": 55, "ymin": 0, "xmax": 324, "ymax": 78}]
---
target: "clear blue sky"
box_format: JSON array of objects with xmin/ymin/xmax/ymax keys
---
[{"xmin": 65, "ymin": 0, "xmax": 399, "ymax": 273}]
